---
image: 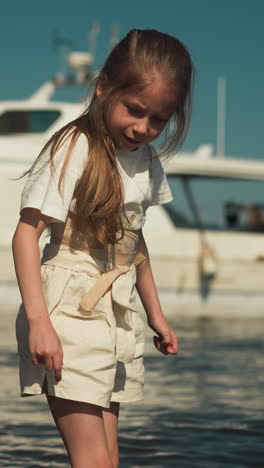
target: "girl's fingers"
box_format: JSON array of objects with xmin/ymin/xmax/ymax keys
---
[
  {"xmin": 164, "ymin": 329, "xmax": 178, "ymax": 354},
  {"xmin": 168, "ymin": 334, "xmax": 178, "ymax": 354},
  {"xmin": 45, "ymin": 354, "xmax": 63, "ymax": 381},
  {"xmin": 45, "ymin": 356, "xmax": 53, "ymax": 372},
  {"xmin": 167, "ymin": 343, "xmax": 178, "ymax": 354},
  {"xmin": 32, "ymin": 353, "xmax": 47, "ymax": 366},
  {"xmin": 166, "ymin": 338, "xmax": 178, "ymax": 354},
  {"xmin": 53, "ymin": 353, "xmax": 63, "ymax": 382},
  {"xmin": 153, "ymin": 336, "xmax": 161, "ymax": 351},
  {"xmin": 153, "ymin": 336, "xmax": 168, "ymax": 355},
  {"xmin": 31, "ymin": 349, "xmax": 63, "ymax": 382},
  {"xmin": 36, "ymin": 354, "xmax": 45, "ymax": 365},
  {"xmin": 54, "ymin": 368, "xmax": 62, "ymax": 383},
  {"xmin": 31, "ymin": 353, "xmax": 39, "ymax": 366},
  {"xmin": 153, "ymin": 334, "xmax": 178, "ymax": 355}
]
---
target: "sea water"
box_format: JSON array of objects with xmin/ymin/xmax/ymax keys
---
[{"xmin": 1, "ymin": 293, "xmax": 263, "ymax": 468}]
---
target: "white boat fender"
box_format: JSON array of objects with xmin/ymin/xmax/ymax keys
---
[{"xmin": 198, "ymin": 244, "xmax": 217, "ymax": 276}]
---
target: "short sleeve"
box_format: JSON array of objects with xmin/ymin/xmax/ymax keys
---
[
  {"xmin": 147, "ymin": 147, "xmax": 173, "ymax": 206},
  {"xmin": 20, "ymin": 132, "xmax": 89, "ymax": 223}
]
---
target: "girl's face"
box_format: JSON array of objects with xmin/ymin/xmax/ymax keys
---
[{"xmin": 101, "ymin": 80, "xmax": 178, "ymax": 151}]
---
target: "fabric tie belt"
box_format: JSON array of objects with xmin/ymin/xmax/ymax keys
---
[{"xmin": 59, "ymin": 237, "xmax": 145, "ymax": 313}]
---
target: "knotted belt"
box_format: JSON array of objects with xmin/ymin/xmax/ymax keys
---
[{"xmin": 56, "ymin": 216, "xmax": 145, "ymax": 314}]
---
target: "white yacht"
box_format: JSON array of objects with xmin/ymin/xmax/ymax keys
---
[
  {"xmin": 144, "ymin": 150, "xmax": 264, "ymax": 302},
  {"xmin": 0, "ymin": 50, "xmax": 92, "ymax": 284},
  {"xmin": 1, "ymin": 54, "xmax": 264, "ymax": 305}
]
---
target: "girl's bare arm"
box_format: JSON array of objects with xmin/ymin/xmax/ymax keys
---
[
  {"xmin": 135, "ymin": 229, "xmax": 178, "ymax": 355},
  {"xmin": 12, "ymin": 208, "xmax": 63, "ymax": 381},
  {"xmin": 13, "ymin": 208, "xmax": 51, "ymax": 322}
]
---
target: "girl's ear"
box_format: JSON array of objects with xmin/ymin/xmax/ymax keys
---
[{"xmin": 96, "ymin": 75, "xmax": 109, "ymax": 97}]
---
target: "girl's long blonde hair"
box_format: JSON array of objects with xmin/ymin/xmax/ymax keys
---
[{"xmin": 27, "ymin": 29, "xmax": 194, "ymax": 245}]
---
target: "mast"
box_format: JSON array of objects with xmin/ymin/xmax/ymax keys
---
[{"xmin": 216, "ymin": 77, "xmax": 226, "ymax": 157}]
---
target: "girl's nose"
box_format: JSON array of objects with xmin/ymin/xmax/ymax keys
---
[{"xmin": 133, "ymin": 118, "xmax": 148, "ymax": 135}]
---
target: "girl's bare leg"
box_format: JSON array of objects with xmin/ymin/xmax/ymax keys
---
[
  {"xmin": 103, "ymin": 402, "xmax": 120, "ymax": 468},
  {"xmin": 46, "ymin": 395, "xmax": 114, "ymax": 468}
]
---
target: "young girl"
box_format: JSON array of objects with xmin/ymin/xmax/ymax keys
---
[{"xmin": 13, "ymin": 29, "xmax": 193, "ymax": 468}]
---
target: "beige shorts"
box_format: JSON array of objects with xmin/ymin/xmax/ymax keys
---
[{"xmin": 16, "ymin": 243, "xmax": 145, "ymax": 408}]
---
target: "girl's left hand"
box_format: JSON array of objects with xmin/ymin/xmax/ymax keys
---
[{"xmin": 148, "ymin": 317, "xmax": 178, "ymax": 355}]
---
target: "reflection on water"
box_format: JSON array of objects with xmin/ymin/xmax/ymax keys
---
[{"xmin": 1, "ymin": 305, "xmax": 264, "ymax": 467}]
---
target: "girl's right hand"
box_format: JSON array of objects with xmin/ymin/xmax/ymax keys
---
[{"xmin": 28, "ymin": 319, "xmax": 63, "ymax": 382}]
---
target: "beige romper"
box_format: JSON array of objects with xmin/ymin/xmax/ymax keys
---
[
  {"xmin": 16, "ymin": 217, "xmax": 146, "ymax": 408},
  {"xmin": 16, "ymin": 135, "xmax": 172, "ymax": 408}
]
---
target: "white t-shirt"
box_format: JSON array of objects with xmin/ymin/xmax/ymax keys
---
[{"xmin": 20, "ymin": 132, "xmax": 173, "ymax": 231}]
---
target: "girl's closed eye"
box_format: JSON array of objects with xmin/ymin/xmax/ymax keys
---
[
  {"xmin": 126, "ymin": 104, "xmax": 168, "ymax": 125},
  {"xmin": 152, "ymin": 115, "xmax": 168, "ymax": 124},
  {"xmin": 126, "ymin": 104, "xmax": 144, "ymax": 117}
]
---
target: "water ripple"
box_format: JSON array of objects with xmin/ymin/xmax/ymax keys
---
[{"xmin": 1, "ymin": 310, "xmax": 264, "ymax": 467}]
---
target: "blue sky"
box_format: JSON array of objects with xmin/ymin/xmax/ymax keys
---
[{"xmin": 0, "ymin": 0, "xmax": 263, "ymax": 158}]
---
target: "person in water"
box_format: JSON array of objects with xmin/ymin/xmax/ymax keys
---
[{"xmin": 13, "ymin": 29, "xmax": 193, "ymax": 467}]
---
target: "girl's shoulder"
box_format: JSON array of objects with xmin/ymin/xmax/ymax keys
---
[
  {"xmin": 20, "ymin": 129, "xmax": 90, "ymax": 223},
  {"xmin": 60, "ymin": 129, "xmax": 89, "ymax": 173},
  {"xmin": 53, "ymin": 126, "xmax": 89, "ymax": 157},
  {"xmin": 41, "ymin": 127, "xmax": 90, "ymax": 176}
]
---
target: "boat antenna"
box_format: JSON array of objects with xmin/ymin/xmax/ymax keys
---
[
  {"xmin": 88, "ymin": 22, "xmax": 100, "ymax": 58},
  {"xmin": 109, "ymin": 24, "xmax": 120, "ymax": 51},
  {"xmin": 52, "ymin": 31, "xmax": 74, "ymax": 79},
  {"xmin": 216, "ymin": 76, "xmax": 226, "ymax": 157}
]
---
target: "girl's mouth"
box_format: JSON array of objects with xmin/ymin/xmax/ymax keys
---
[{"xmin": 123, "ymin": 134, "xmax": 141, "ymax": 145}]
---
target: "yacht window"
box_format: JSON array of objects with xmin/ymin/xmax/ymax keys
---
[
  {"xmin": 0, "ymin": 110, "xmax": 61, "ymax": 134},
  {"xmin": 165, "ymin": 175, "xmax": 264, "ymax": 233}
]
